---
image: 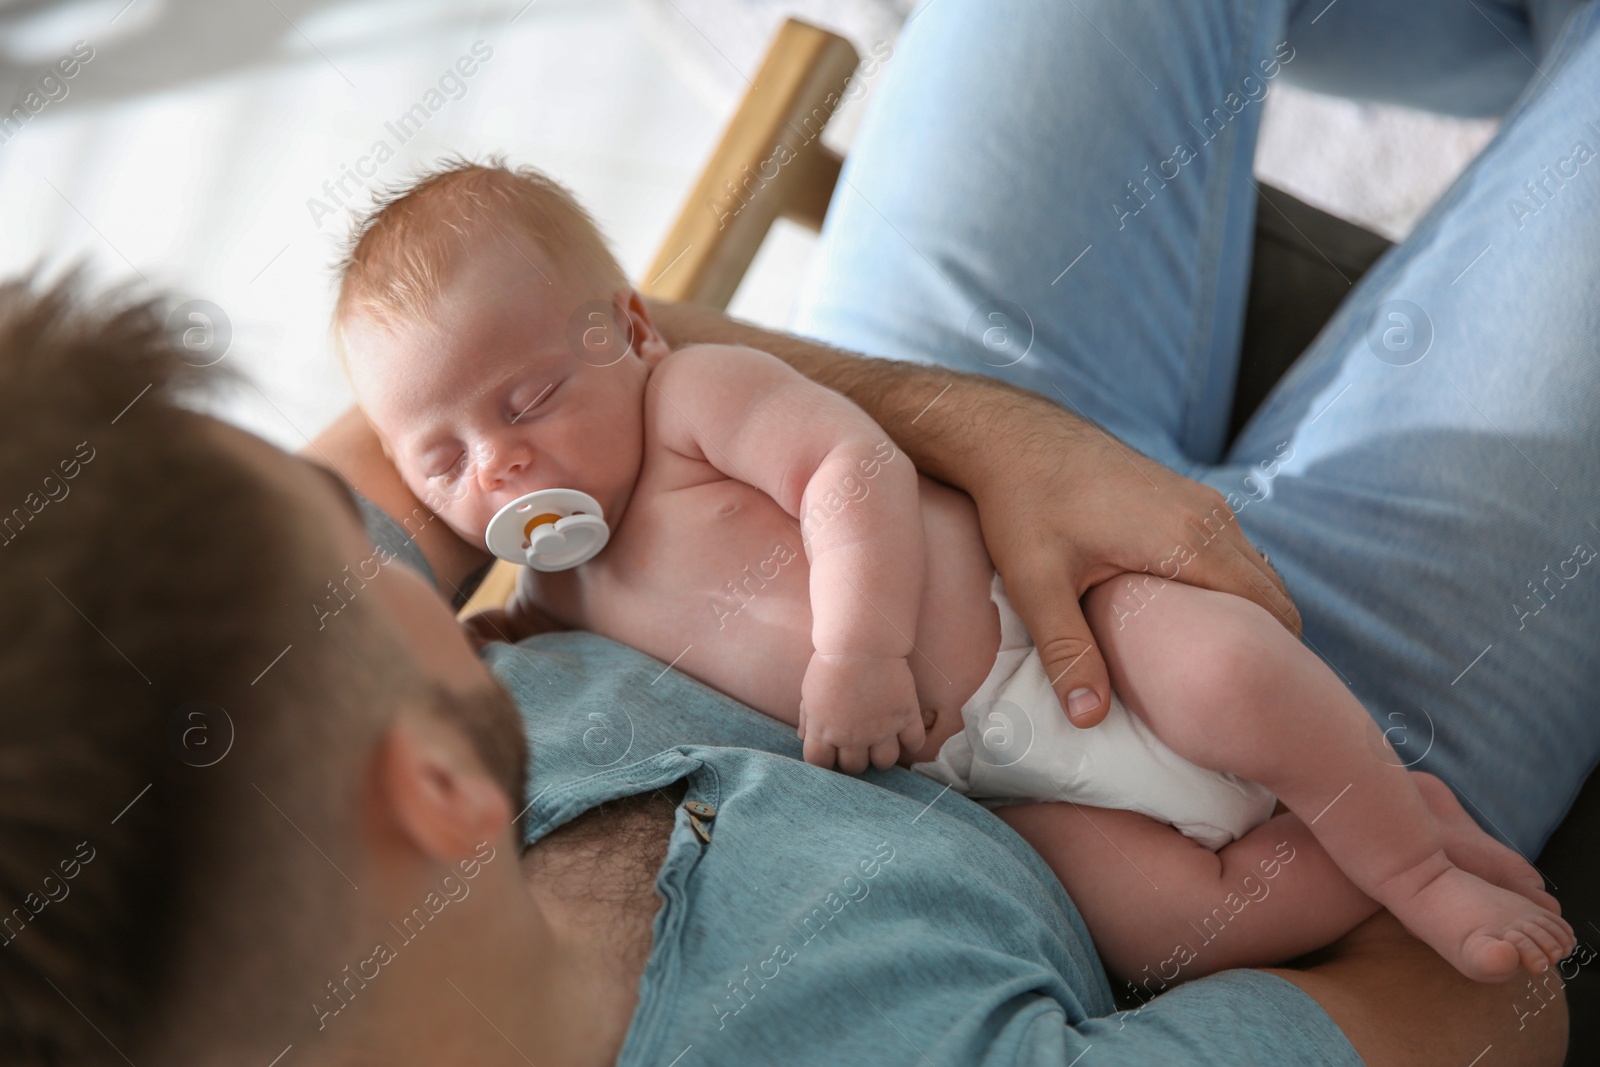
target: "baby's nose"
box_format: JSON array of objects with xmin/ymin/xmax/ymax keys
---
[{"xmin": 474, "ymin": 440, "xmax": 532, "ymax": 490}]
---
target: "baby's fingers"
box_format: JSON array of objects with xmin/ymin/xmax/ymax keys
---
[
  {"xmin": 803, "ymin": 735, "xmax": 838, "ymax": 769},
  {"xmin": 869, "ymin": 737, "xmax": 901, "ymax": 770},
  {"xmin": 898, "ymin": 707, "xmax": 927, "ymax": 759},
  {"xmin": 836, "ymin": 745, "xmax": 871, "ymax": 775}
]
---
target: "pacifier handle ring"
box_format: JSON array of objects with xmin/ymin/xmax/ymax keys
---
[
  {"xmin": 485, "ymin": 488, "xmax": 610, "ymax": 572},
  {"xmin": 521, "ymin": 512, "xmax": 565, "ymax": 544}
]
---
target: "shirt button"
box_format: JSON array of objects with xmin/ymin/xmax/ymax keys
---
[
  {"xmin": 689, "ymin": 814, "xmax": 712, "ymax": 844},
  {"xmin": 685, "ymin": 800, "xmax": 718, "ymax": 820}
]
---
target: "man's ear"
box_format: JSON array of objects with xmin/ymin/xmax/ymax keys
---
[
  {"xmin": 373, "ymin": 710, "xmax": 512, "ymax": 864},
  {"xmin": 613, "ymin": 287, "xmax": 672, "ymax": 365}
]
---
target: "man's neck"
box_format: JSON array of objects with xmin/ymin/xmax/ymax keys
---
[
  {"xmin": 159, "ymin": 790, "xmax": 677, "ymax": 1067},
  {"xmin": 270, "ymin": 881, "xmax": 623, "ymax": 1067},
  {"xmin": 163, "ymin": 872, "xmax": 626, "ymax": 1066},
  {"xmin": 393, "ymin": 917, "xmax": 620, "ymax": 1067},
  {"xmin": 314, "ymin": 789, "xmax": 676, "ymax": 1067}
]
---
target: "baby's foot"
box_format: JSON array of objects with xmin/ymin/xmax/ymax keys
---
[
  {"xmin": 1412, "ymin": 772, "xmax": 1559, "ymax": 913},
  {"xmin": 1379, "ymin": 851, "xmax": 1575, "ymax": 983}
]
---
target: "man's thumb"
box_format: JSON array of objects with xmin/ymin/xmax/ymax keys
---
[{"xmin": 1032, "ymin": 609, "xmax": 1111, "ymax": 728}]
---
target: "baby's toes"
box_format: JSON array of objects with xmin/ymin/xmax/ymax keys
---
[
  {"xmin": 1516, "ymin": 921, "xmax": 1555, "ymax": 966},
  {"xmin": 1518, "ymin": 920, "xmax": 1566, "ymax": 969},
  {"xmin": 1500, "ymin": 928, "xmax": 1553, "ymax": 977},
  {"xmin": 1467, "ymin": 931, "xmax": 1524, "ymax": 982},
  {"xmin": 1532, "ymin": 911, "xmax": 1576, "ymax": 956},
  {"xmin": 1534, "ymin": 913, "xmax": 1576, "ymax": 959}
]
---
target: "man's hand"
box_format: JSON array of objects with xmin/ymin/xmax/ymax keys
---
[
  {"xmin": 798, "ymin": 652, "xmax": 925, "ymax": 773},
  {"xmin": 963, "ymin": 395, "xmax": 1299, "ymax": 727},
  {"xmin": 642, "ymin": 301, "xmax": 1299, "ymax": 730}
]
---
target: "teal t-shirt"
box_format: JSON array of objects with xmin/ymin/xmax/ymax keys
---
[{"xmin": 363, "ymin": 498, "xmax": 1362, "ymax": 1066}]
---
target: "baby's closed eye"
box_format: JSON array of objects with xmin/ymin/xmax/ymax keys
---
[
  {"xmin": 508, "ymin": 381, "xmax": 556, "ymax": 423},
  {"xmin": 427, "ymin": 450, "xmax": 469, "ymax": 481}
]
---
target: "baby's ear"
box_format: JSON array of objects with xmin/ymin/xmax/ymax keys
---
[{"xmin": 614, "ymin": 288, "xmax": 672, "ymax": 365}]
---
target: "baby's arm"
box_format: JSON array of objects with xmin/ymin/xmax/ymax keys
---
[{"xmin": 650, "ymin": 344, "xmax": 926, "ymax": 772}]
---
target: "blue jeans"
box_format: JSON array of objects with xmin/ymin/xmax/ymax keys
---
[{"xmin": 792, "ymin": 0, "xmax": 1600, "ymax": 856}]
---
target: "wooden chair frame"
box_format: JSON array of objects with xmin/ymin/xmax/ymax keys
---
[{"xmin": 638, "ymin": 19, "xmax": 858, "ymax": 309}]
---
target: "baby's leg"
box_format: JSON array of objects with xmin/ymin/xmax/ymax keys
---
[
  {"xmin": 997, "ymin": 800, "xmax": 1377, "ymax": 985},
  {"xmin": 1411, "ymin": 770, "xmax": 1559, "ymax": 913},
  {"xmin": 997, "ymin": 772, "xmax": 1556, "ymax": 985},
  {"xmin": 1084, "ymin": 574, "xmax": 1574, "ymax": 982}
]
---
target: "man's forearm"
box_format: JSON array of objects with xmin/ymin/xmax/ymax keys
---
[
  {"xmin": 645, "ymin": 300, "xmax": 1092, "ymax": 494},
  {"xmin": 1264, "ymin": 911, "xmax": 1567, "ymax": 1066}
]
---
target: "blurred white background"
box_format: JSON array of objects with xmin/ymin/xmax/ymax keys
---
[{"xmin": 0, "ymin": 0, "xmax": 1497, "ymax": 450}]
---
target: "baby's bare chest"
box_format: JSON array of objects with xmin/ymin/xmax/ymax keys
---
[
  {"xmin": 589, "ymin": 468, "xmax": 814, "ymax": 634},
  {"xmin": 529, "ymin": 441, "xmax": 997, "ymax": 723},
  {"xmin": 527, "ymin": 456, "xmax": 818, "ymax": 715}
]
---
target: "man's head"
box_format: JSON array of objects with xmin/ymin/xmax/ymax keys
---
[
  {"xmin": 0, "ymin": 276, "xmax": 531, "ymax": 1063},
  {"xmin": 335, "ymin": 159, "xmax": 670, "ymax": 546}
]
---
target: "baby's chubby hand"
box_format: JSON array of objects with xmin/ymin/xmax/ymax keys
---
[{"xmin": 798, "ymin": 652, "xmax": 926, "ymax": 773}]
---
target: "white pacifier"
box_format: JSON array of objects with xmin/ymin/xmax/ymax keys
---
[{"xmin": 485, "ymin": 488, "xmax": 610, "ymax": 572}]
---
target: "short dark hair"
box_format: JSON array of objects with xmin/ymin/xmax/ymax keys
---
[{"xmin": 0, "ymin": 276, "xmax": 420, "ymax": 1062}]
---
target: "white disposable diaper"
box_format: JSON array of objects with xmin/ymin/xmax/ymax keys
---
[{"xmin": 912, "ymin": 575, "xmax": 1277, "ymax": 851}]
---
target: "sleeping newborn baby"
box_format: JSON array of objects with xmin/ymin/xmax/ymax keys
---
[{"xmin": 336, "ymin": 161, "xmax": 1573, "ymax": 986}]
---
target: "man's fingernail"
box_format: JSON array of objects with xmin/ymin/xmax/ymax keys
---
[{"xmin": 1067, "ymin": 688, "xmax": 1101, "ymax": 719}]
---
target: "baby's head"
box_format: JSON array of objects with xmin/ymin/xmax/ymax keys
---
[{"xmin": 335, "ymin": 159, "xmax": 668, "ymax": 547}]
